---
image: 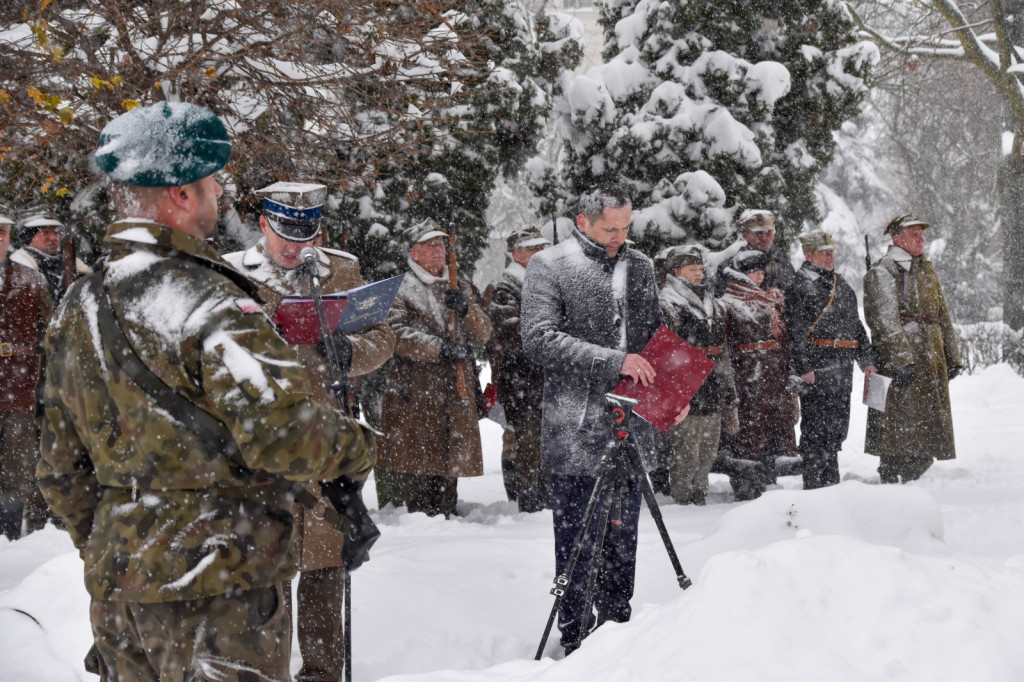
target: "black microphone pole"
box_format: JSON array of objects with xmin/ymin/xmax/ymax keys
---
[{"xmin": 301, "ymin": 246, "xmax": 356, "ymax": 682}]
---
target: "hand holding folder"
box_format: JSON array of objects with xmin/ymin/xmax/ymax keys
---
[
  {"xmin": 271, "ymin": 274, "xmax": 405, "ymax": 345},
  {"xmin": 611, "ymin": 325, "xmax": 717, "ymax": 433}
]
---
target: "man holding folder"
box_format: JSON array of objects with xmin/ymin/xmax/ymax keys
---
[
  {"xmin": 224, "ymin": 182, "xmax": 394, "ymax": 682},
  {"xmin": 521, "ymin": 187, "xmax": 688, "ymax": 655}
]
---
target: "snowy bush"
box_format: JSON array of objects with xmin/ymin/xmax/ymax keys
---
[{"xmin": 955, "ymin": 322, "xmax": 1024, "ymax": 375}]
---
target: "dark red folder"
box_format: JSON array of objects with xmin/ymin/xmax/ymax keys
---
[{"xmin": 612, "ymin": 324, "xmax": 716, "ymax": 433}]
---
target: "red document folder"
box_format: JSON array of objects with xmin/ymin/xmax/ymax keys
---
[
  {"xmin": 272, "ymin": 294, "xmax": 348, "ymax": 345},
  {"xmin": 612, "ymin": 324, "xmax": 716, "ymax": 433}
]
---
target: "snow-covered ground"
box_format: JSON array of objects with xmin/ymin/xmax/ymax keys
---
[{"xmin": 3, "ymin": 364, "xmax": 1024, "ymax": 681}]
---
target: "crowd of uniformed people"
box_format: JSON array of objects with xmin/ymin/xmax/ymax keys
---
[{"xmin": 0, "ymin": 102, "xmax": 964, "ymax": 677}]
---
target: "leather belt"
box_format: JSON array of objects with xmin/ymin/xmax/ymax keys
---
[
  {"xmin": 901, "ymin": 314, "xmax": 942, "ymax": 326},
  {"xmin": 733, "ymin": 340, "xmax": 781, "ymax": 352},
  {"xmin": 0, "ymin": 342, "xmax": 35, "ymax": 358},
  {"xmin": 699, "ymin": 345, "xmax": 723, "ymax": 356},
  {"xmin": 807, "ymin": 338, "xmax": 860, "ymax": 349}
]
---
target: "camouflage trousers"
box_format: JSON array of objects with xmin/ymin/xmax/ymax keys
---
[{"xmin": 89, "ymin": 583, "xmax": 291, "ymax": 681}]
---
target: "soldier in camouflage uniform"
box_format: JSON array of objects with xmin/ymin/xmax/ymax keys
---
[
  {"xmin": 36, "ymin": 103, "xmax": 374, "ymax": 681},
  {"xmin": 863, "ymin": 215, "xmax": 963, "ymax": 483},
  {"xmin": 224, "ymin": 182, "xmax": 394, "ymax": 682}
]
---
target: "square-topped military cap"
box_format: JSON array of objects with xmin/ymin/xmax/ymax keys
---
[
  {"xmin": 798, "ymin": 229, "xmax": 835, "ymax": 252},
  {"xmin": 256, "ymin": 181, "xmax": 328, "ymax": 242},
  {"xmin": 404, "ymin": 218, "xmax": 448, "ymax": 245},
  {"xmin": 738, "ymin": 209, "xmax": 775, "ymax": 233}
]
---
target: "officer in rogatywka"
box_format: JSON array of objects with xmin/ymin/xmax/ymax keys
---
[
  {"xmin": 659, "ymin": 244, "xmax": 736, "ymax": 505},
  {"xmin": 488, "ymin": 226, "xmax": 552, "ymax": 512},
  {"xmin": 0, "ymin": 208, "xmax": 53, "ymax": 539},
  {"xmin": 35, "ymin": 102, "xmax": 375, "ymax": 681},
  {"xmin": 223, "ymin": 182, "xmax": 394, "ymax": 682},
  {"xmin": 863, "ymin": 215, "xmax": 963, "ymax": 483},
  {"xmin": 375, "ymin": 219, "xmax": 492, "ymax": 517},
  {"xmin": 785, "ymin": 230, "xmax": 876, "ymax": 489}
]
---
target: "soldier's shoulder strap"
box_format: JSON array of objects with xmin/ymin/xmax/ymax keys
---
[
  {"xmin": 86, "ymin": 273, "xmax": 241, "ymax": 462},
  {"xmin": 803, "ymin": 273, "xmax": 838, "ymax": 340}
]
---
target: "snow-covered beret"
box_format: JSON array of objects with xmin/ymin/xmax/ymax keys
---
[
  {"xmin": 738, "ymin": 209, "xmax": 775, "ymax": 233},
  {"xmin": 95, "ymin": 102, "xmax": 232, "ymax": 187},
  {"xmin": 883, "ymin": 214, "xmax": 930, "ymax": 236}
]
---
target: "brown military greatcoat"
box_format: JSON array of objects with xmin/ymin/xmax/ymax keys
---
[{"xmin": 377, "ymin": 258, "xmax": 491, "ymax": 478}]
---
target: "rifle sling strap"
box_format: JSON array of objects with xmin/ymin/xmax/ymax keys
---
[{"xmin": 87, "ymin": 275, "xmax": 350, "ymax": 533}]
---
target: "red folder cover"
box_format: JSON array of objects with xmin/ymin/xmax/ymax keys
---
[
  {"xmin": 612, "ymin": 324, "xmax": 717, "ymax": 433},
  {"xmin": 272, "ymin": 294, "xmax": 348, "ymax": 345}
]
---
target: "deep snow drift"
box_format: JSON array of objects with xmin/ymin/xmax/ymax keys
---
[{"xmin": 2, "ymin": 364, "xmax": 1024, "ymax": 681}]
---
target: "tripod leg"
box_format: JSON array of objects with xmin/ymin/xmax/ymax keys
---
[
  {"xmin": 343, "ymin": 572, "xmax": 351, "ymax": 682},
  {"xmin": 535, "ymin": 468, "xmax": 611, "ymax": 660},
  {"xmin": 624, "ymin": 441, "xmax": 693, "ymax": 590},
  {"xmin": 577, "ymin": 498, "xmax": 613, "ymax": 648}
]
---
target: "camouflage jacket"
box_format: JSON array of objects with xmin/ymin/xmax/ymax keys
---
[{"xmin": 37, "ymin": 220, "xmax": 374, "ymax": 603}]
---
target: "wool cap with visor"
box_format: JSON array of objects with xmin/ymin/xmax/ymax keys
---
[
  {"xmin": 94, "ymin": 102, "xmax": 232, "ymax": 187},
  {"xmin": 798, "ymin": 229, "xmax": 835, "ymax": 252},
  {"xmin": 18, "ymin": 210, "xmax": 64, "ymax": 245},
  {"xmin": 884, "ymin": 214, "xmax": 930, "ymax": 236},
  {"xmin": 256, "ymin": 182, "xmax": 328, "ymax": 242},
  {"xmin": 738, "ymin": 209, "xmax": 775, "ymax": 233},
  {"xmin": 506, "ymin": 226, "xmax": 550, "ymax": 253},
  {"xmin": 403, "ymin": 218, "xmax": 448, "ymax": 245}
]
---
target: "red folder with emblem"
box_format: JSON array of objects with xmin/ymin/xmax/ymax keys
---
[
  {"xmin": 271, "ymin": 274, "xmax": 405, "ymax": 345},
  {"xmin": 611, "ymin": 324, "xmax": 717, "ymax": 433}
]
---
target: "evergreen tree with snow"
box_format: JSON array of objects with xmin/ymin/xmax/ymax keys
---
[
  {"xmin": 336, "ymin": 1, "xmax": 583, "ymax": 280},
  {"xmin": 541, "ymin": 0, "xmax": 874, "ymax": 255}
]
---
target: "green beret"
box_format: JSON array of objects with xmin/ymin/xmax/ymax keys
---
[{"xmin": 95, "ymin": 102, "xmax": 232, "ymax": 187}]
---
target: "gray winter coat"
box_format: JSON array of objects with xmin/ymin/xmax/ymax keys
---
[{"xmin": 521, "ymin": 228, "xmax": 663, "ymax": 476}]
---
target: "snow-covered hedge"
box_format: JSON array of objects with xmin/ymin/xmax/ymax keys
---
[{"xmin": 955, "ymin": 322, "xmax": 1024, "ymax": 375}]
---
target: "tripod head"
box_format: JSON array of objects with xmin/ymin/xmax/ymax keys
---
[{"xmin": 604, "ymin": 393, "xmax": 639, "ymax": 441}]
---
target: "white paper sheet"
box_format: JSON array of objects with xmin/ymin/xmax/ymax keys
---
[{"xmin": 864, "ymin": 372, "xmax": 893, "ymax": 412}]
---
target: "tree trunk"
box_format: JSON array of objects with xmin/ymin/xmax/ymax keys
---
[{"xmin": 1000, "ymin": 144, "xmax": 1024, "ymax": 331}]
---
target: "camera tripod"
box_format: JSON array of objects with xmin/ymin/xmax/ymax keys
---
[{"xmin": 534, "ymin": 394, "xmax": 692, "ymax": 659}]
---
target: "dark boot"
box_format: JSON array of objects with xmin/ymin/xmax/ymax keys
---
[{"xmin": 502, "ymin": 459, "xmax": 517, "ymax": 502}]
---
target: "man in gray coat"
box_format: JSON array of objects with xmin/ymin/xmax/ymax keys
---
[{"xmin": 521, "ymin": 187, "xmax": 688, "ymax": 654}]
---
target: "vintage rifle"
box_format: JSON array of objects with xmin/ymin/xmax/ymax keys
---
[{"xmin": 447, "ymin": 227, "xmax": 471, "ymax": 403}]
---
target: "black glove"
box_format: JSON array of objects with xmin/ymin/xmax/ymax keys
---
[
  {"xmin": 947, "ymin": 365, "xmax": 963, "ymax": 381},
  {"xmin": 320, "ymin": 477, "xmax": 381, "ymax": 572},
  {"xmin": 439, "ymin": 339, "xmax": 469, "ymax": 363},
  {"xmin": 444, "ymin": 289, "xmax": 469, "ymax": 317},
  {"xmin": 723, "ymin": 387, "xmax": 738, "ymax": 405},
  {"xmin": 316, "ymin": 330, "xmax": 353, "ymax": 377},
  {"xmin": 893, "ymin": 363, "xmax": 916, "ymax": 388}
]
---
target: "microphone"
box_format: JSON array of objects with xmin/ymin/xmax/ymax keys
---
[{"xmin": 300, "ymin": 247, "xmax": 318, "ymax": 270}]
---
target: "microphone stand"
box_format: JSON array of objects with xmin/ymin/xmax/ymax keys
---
[{"xmin": 301, "ymin": 247, "xmax": 355, "ymax": 682}]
